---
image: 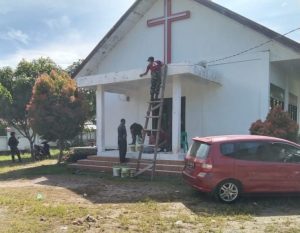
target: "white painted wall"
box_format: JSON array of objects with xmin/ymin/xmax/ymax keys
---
[
  {"xmin": 0, "ymin": 137, "xmax": 8, "ymax": 151},
  {"xmin": 270, "ymin": 64, "xmax": 300, "ymax": 98},
  {"xmin": 104, "ymin": 89, "xmax": 149, "ymax": 148},
  {"xmin": 181, "ymin": 52, "xmax": 270, "ymax": 143},
  {"xmin": 270, "ymin": 64, "xmax": 287, "ymax": 89}
]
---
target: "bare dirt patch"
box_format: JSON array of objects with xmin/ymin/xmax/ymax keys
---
[
  {"xmin": 0, "ymin": 207, "xmax": 7, "ymax": 222},
  {"xmin": 1, "ymin": 173, "xmax": 300, "ymax": 232}
]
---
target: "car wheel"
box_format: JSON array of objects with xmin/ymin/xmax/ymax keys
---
[{"xmin": 215, "ymin": 180, "xmax": 241, "ymax": 203}]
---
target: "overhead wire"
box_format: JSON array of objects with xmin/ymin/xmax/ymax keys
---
[
  {"xmin": 206, "ymin": 27, "xmax": 300, "ymax": 65},
  {"xmin": 168, "ymin": 27, "xmax": 300, "ymax": 67}
]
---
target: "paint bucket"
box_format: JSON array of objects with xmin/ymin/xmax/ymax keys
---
[
  {"xmin": 129, "ymin": 169, "xmax": 135, "ymax": 178},
  {"xmin": 121, "ymin": 167, "xmax": 130, "ymax": 178},
  {"xmin": 129, "ymin": 145, "xmax": 136, "ymax": 152},
  {"xmin": 112, "ymin": 167, "xmax": 121, "ymax": 177},
  {"xmin": 136, "ymin": 144, "xmax": 142, "ymax": 152}
]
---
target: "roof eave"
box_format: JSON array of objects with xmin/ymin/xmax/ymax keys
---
[{"xmin": 72, "ymin": 0, "xmax": 143, "ymax": 78}]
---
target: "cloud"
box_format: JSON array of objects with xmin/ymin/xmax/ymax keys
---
[
  {"xmin": 0, "ymin": 38, "xmax": 96, "ymax": 68},
  {"xmin": 0, "ymin": 6, "xmax": 11, "ymax": 15},
  {"xmin": 45, "ymin": 15, "xmax": 71, "ymax": 30},
  {"xmin": 0, "ymin": 28, "xmax": 29, "ymax": 44}
]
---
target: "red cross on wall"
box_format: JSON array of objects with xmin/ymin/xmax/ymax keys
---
[{"xmin": 147, "ymin": 0, "xmax": 191, "ymax": 64}]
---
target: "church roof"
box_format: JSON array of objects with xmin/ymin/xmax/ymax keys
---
[{"xmin": 73, "ymin": 0, "xmax": 300, "ymax": 78}]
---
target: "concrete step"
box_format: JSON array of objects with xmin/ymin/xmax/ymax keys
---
[
  {"xmin": 87, "ymin": 155, "xmax": 184, "ymax": 166},
  {"xmin": 77, "ymin": 159, "xmax": 184, "ymax": 172},
  {"xmin": 69, "ymin": 163, "xmax": 182, "ymax": 176}
]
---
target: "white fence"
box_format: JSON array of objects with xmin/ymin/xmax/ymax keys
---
[
  {"xmin": 0, "ymin": 136, "xmax": 8, "ymax": 151},
  {"xmin": 0, "ymin": 132, "xmax": 96, "ymax": 152}
]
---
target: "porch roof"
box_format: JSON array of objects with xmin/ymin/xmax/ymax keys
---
[
  {"xmin": 76, "ymin": 63, "xmax": 222, "ymax": 90},
  {"xmin": 271, "ymin": 58, "xmax": 300, "ymax": 74}
]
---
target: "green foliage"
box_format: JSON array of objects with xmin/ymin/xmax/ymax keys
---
[
  {"xmin": 0, "ymin": 120, "xmax": 7, "ymax": 136},
  {"xmin": 250, "ymin": 107, "xmax": 299, "ymax": 142},
  {"xmin": 28, "ymin": 70, "xmax": 89, "ymax": 163},
  {"xmin": 80, "ymin": 88, "xmax": 96, "ymax": 119},
  {"xmin": 0, "ymin": 83, "xmax": 12, "ymax": 119},
  {"xmin": 0, "ymin": 66, "xmax": 14, "ymax": 93},
  {"xmin": 11, "ymin": 78, "xmax": 34, "ymax": 121},
  {"xmin": 66, "ymin": 59, "xmax": 83, "ymax": 77},
  {"xmin": 15, "ymin": 57, "xmax": 60, "ymax": 80}
]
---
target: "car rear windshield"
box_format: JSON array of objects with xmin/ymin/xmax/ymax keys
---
[{"xmin": 187, "ymin": 141, "xmax": 210, "ymax": 159}]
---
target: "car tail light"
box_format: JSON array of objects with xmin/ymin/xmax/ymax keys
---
[
  {"xmin": 197, "ymin": 172, "xmax": 207, "ymax": 178},
  {"xmin": 201, "ymin": 157, "xmax": 213, "ymax": 170},
  {"xmin": 202, "ymin": 163, "xmax": 213, "ymax": 169}
]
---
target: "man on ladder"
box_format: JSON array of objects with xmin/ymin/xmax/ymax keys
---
[{"xmin": 140, "ymin": 56, "xmax": 163, "ymax": 101}]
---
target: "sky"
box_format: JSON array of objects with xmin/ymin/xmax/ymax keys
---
[{"xmin": 0, "ymin": 0, "xmax": 299, "ymax": 68}]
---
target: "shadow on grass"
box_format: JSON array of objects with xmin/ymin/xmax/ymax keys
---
[
  {"xmin": 1, "ymin": 163, "xmax": 300, "ymax": 218},
  {"xmin": 0, "ymin": 163, "xmax": 68, "ymax": 180},
  {"xmin": 0, "ymin": 156, "xmax": 33, "ymax": 167}
]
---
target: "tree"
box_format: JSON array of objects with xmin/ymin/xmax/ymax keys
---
[
  {"xmin": 0, "ymin": 83, "xmax": 12, "ymax": 115},
  {"xmin": 66, "ymin": 59, "xmax": 83, "ymax": 78},
  {"xmin": 0, "ymin": 120, "xmax": 7, "ymax": 136},
  {"xmin": 28, "ymin": 70, "xmax": 88, "ymax": 163},
  {"xmin": 250, "ymin": 107, "xmax": 299, "ymax": 142},
  {"xmin": 0, "ymin": 57, "xmax": 60, "ymax": 159},
  {"xmin": 15, "ymin": 57, "xmax": 60, "ymax": 79},
  {"xmin": 0, "ymin": 84, "xmax": 12, "ymax": 136},
  {"xmin": 66, "ymin": 59, "xmax": 96, "ymax": 120},
  {"xmin": 0, "ymin": 67, "xmax": 14, "ymax": 93}
]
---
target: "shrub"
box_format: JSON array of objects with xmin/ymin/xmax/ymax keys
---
[
  {"xmin": 65, "ymin": 147, "xmax": 97, "ymax": 163},
  {"xmin": 249, "ymin": 107, "xmax": 299, "ymax": 142}
]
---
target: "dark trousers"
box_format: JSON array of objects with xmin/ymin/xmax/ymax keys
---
[
  {"xmin": 10, "ymin": 147, "xmax": 21, "ymax": 162},
  {"xmin": 118, "ymin": 140, "xmax": 127, "ymax": 163}
]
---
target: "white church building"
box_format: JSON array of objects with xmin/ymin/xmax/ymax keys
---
[{"xmin": 74, "ymin": 0, "xmax": 300, "ymax": 156}]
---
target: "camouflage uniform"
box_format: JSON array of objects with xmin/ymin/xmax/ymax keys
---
[{"xmin": 150, "ymin": 69, "xmax": 161, "ymax": 98}]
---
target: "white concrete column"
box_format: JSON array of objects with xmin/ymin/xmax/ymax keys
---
[
  {"xmin": 259, "ymin": 51, "xmax": 270, "ymax": 120},
  {"xmin": 172, "ymin": 77, "xmax": 182, "ymax": 154},
  {"xmin": 284, "ymin": 76, "xmax": 289, "ymax": 111},
  {"xmin": 96, "ymin": 85, "xmax": 105, "ymax": 155}
]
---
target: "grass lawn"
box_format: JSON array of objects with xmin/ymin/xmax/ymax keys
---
[{"xmin": 0, "ymin": 151, "xmax": 300, "ymax": 233}]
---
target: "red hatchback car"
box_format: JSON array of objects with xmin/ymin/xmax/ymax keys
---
[{"xmin": 182, "ymin": 135, "xmax": 300, "ymax": 203}]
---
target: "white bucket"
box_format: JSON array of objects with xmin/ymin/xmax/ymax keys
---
[
  {"xmin": 121, "ymin": 167, "xmax": 130, "ymax": 178},
  {"xmin": 129, "ymin": 145, "xmax": 136, "ymax": 152},
  {"xmin": 129, "ymin": 169, "xmax": 135, "ymax": 177},
  {"xmin": 112, "ymin": 167, "xmax": 121, "ymax": 177}
]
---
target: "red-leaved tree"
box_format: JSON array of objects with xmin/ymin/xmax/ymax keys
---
[
  {"xmin": 27, "ymin": 70, "xmax": 88, "ymax": 163},
  {"xmin": 249, "ymin": 107, "xmax": 299, "ymax": 142}
]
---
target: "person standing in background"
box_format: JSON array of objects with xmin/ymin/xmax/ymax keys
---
[
  {"xmin": 118, "ymin": 119, "xmax": 127, "ymax": 163},
  {"xmin": 8, "ymin": 132, "xmax": 22, "ymax": 162}
]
